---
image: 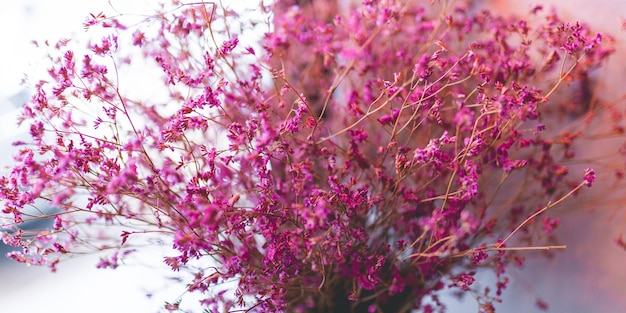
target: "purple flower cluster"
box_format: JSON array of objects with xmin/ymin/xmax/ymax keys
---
[{"xmin": 0, "ymin": 1, "xmax": 617, "ymax": 312}]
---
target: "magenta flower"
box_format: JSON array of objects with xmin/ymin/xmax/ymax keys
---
[{"xmin": 584, "ymin": 168, "xmax": 596, "ymax": 187}]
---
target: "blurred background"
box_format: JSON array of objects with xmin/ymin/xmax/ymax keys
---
[
  {"xmin": 1, "ymin": 0, "xmax": 626, "ymax": 312},
  {"xmin": 483, "ymin": 1, "xmax": 626, "ymax": 312}
]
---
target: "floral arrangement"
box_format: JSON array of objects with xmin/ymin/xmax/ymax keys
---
[{"xmin": 0, "ymin": 1, "xmax": 618, "ymax": 312}]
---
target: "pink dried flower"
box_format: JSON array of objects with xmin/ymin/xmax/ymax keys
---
[
  {"xmin": 0, "ymin": 1, "xmax": 618, "ymax": 312},
  {"xmin": 453, "ymin": 272, "xmax": 476, "ymax": 291},
  {"xmin": 584, "ymin": 168, "xmax": 596, "ymax": 187}
]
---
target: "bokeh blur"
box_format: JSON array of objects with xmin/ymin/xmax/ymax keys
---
[{"xmin": 483, "ymin": 1, "xmax": 626, "ymax": 312}]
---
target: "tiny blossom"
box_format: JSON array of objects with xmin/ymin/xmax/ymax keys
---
[
  {"xmin": 453, "ymin": 272, "xmax": 476, "ymax": 291},
  {"xmin": 219, "ymin": 37, "xmax": 239, "ymax": 56},
  {"xmin": 583, "ymin": 168, "xmax": 596, "ymax": 187},
  {"xmin": 463, "ymin": 137, "xmax": 483, "ymax": 157},
  {"xmin": 413, "ymin": 131, "xmax": 456, "ymax": 164},
  {"xmin": 542, "ymin": 216, "xmax": 560, "ymax": 234},
  {"xmin": 471, "ymin": 247, "xmax": 489, "ymax": 265}
]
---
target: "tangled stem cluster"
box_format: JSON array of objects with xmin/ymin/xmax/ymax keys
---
[{"xmin": 0, "ymin": 1, "xmax": 617, "ymax": 312}]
